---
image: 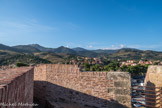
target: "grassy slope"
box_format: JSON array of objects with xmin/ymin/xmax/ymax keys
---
[
  {"xmin": 0, "ymin": 50, "xmax": 51, "ymax": 66},
  {"xmin": 34, "ymin": 52, "xmax": 76, "ymax": 64},
  {"xmin": 107, "ymin": 49, "xmax": 162, "ymax": 60}
]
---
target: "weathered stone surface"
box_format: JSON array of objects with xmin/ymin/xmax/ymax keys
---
[
  {"xmin": 108, "ymin": 88, "xmax": 131, "ymax": 95},
  {"xmin": 114, "ymin": 88, "xmax": 131, "ymax": 95},
  {"xmin": 115, "ymin": 95, "xmax": 131, "ymax": 105},
  {"xmin": 34, "ymin": 64, "xmax": 131, "ymax": 108},
  {"xmin": 145, "ymin": 65, "xmax": 162, "ymax": 87},
  {"xmin": 107, "ymin": 88, "xmax": 115, "ymax": 94},
  {"xmin": 0, "ymin": 67, "xmax": 34, "ymax": 108},
  {"xmin": 114, "ymin": 81, "xmax": 130, "ymax": 88},
  {"xmin": 145, "ymin": 65, "xmax": 162, "ymax": 107},
  {"xmin": 107, "ymin": 72, "xmax": 130, "ymax": 81},
  {"xmin": 0, "ymin": 64, "xmax": 131, "ymax": 108},
  {"xmin": 107, "ymin": 72, "xmax": 131, "ymax": 107}
]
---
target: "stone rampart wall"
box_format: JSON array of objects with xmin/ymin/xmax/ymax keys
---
[
  {"xmin": 0, "ymin": 67, "xmax": 34, "ymax": 108},
  {"xmin": 34, "ymin": 64, "xmax": 131, "ymax": 108}
]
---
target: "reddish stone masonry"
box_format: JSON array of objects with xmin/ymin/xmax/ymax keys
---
[
  {"xmin": 0, "ymin": 67, "xmax": 34, "ymax": 108},
  {"xmin": 0, "ymin": 64, "xmax": 131, "ymax": 108},
  {"xmin": 34, "ymin": 64, "xmax": 131, "ymax": 108}
]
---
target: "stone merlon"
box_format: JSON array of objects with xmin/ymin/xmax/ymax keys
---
[{"xmin": 0, "ymin": 67, "xmax": 34, "ymax": 108}]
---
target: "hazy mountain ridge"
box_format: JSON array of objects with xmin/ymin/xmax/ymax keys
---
[
  {"xmin": 0, "ymin": 52, "xmax": 51, "ymax": 66},
  {"xmin": 13, "ymin": 44, "xmax": 103, "ymax": 57},
  {"xmin": 107, "ymin": 48, "xmax": 162, "ymax": 60},
  {"xmin": 34, "ymin": 52, "xmax": 77, "ymax": 64},
  {"xmin": 72, "ymin": 47, "xmax": 87, "ymax": 51},
  {"xmin": 0, "ymin": 43, "xmax": 162, "ymax": 66},
  {"xmin": 0, "ymin": 44, "xmax": 28, "ymax": 53},
  {"xmin": 12, "ymin": 44, "xmax": 162, "ymax": 58},
  {"xmin": 13, "ymin": 45, "xmax": 41, "ymax": 53},
  {"xmin": 28, "ymin": 44, "xmax": 56, "ymax": 52},
  {"xmin": 92, "ymin": 49, "xmax": 118, "ymax": 54}
]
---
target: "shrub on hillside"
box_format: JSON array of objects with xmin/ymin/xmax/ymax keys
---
[{"xmin": 16, "ymin": 62, "xmax": 29, "ymax": 67}]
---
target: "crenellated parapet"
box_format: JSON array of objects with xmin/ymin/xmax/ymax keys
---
[
  {"xmin": 0, "ymin": 67, "xmax": 34, "ymax": 108},
  {"xmin": 34, "ymin": 64, "xmax": 131, "ymax": 108}
]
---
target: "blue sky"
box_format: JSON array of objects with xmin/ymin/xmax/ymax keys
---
[{"xmin": 0, "ymin": 0, "xmax": 162, "ymax": 50}]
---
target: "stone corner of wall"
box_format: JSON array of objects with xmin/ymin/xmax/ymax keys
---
[
  {"xmin": 107, "ymin": 71, "xmax": 131, "ymax": 108},
  {"xmin": 148, "ymin": 65, "xmax": 162, "ymax": 69},
  {"xmin": 0, "ymin": 66, "xmax": 34, "ymax": 106},
  {"xmin": 107, "ymin": 72, "xmax": 131, "ymax": 81}
]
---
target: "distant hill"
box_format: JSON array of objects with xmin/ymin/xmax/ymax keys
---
[
  {"xmin": 53, "ymin": 46, "xmax": 77, "ymax": 54},
  {"xmin": 0, "ymin": 43, "xmax": 162, "ymax": 66},
  {"xmin": 12, "ymin": 44, "xmax": 104, "ymax": 57},
  {"xmin": 13, "ymin": 44, "xmax": 77, "ymax": 54},
  {"xmin": 72, "ymin": 47, "xmax": 87, "ymax": 51},
  {"xmin": 10, "ymin": 44, "xmax": 115, "ymax": 57},
  {"xmin": 34, "ymin": 52, "xmax": 75, "ymax": 64},
  {"xmin": 76, "ymin": 50, "xmax": 100, "ymax": 57},
  {"xmin": 0, "ymin": 44, "xmax": 25, "ymax": 53},
  {"xmin": 107, "ymin": 48, "xmax": 162, "ymax": 60},
  {"xmin": 13, "ymin": 45, "xmax": 41, "ymax": 53},
  {"xmin": 92, "ymin": 49, "xmax": 118, "ymax": 54},
  {"xmin": 0, "ymin": 50, "xmax": 20, "ymax": 60},
  {"xmin": 28, "ymin": 44, "xmax": 56, "ymax": 52},
  {"xmin": 0, "ymin": 44, "xmax": 80, "ymax": 66},
  {"xmin": 0, "ymin": 50, "xmax": 51, "ymax": 66}
]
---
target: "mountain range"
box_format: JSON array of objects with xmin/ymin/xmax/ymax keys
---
[
  {"xmin": 12, "ymin": 44, "xmax": 117, "ymax": 56},
  {"xmin": 0, "ymin": 43, "xmax": 162, "ymax": 66}
]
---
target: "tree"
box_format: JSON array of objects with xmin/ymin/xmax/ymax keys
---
[
  {"xmin": 121, "ymin": 64, "xmax": 149, "ymax": 76},
  {"xmin": 121, "ymin": 65, "xmax": 128, "ymax": 72},
  {"xmin": 16, "ymin": 62, "xmax": 29, "ymax": 67},
  {"xmin": 91, "ymin": 64, "xmax": 101, "ymax": 71},
  {"xmin": 104, "ymin": 62, "xmax": 120, "ymax": 71},
  {"xmin": 83, "ymin": 63, "xmax": 90, "ymax": 71}
]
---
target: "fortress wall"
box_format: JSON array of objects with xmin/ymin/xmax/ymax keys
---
[
  {"xmin": 107, "ymin": 72, "xmax": 131, "ymax": 107},
  {"xmin": 34, "ymin": 65, "xmax": 47, "ymax": 107},
  {"xmin": 34, "ymin": 64, "xmax": 131, "ymax": 108},
  {"xmin": 46, "ymin": 64, "xmax": 113, "ymax": 99},
  {"xmin": 34, "ymin": 64, "xmax": 47, "ymax": 81},
  {"xmin": 145, "ymin": 65, "xmax": 162, "ymax": 87},
  {"xmin": 0, "ymin": 67, "xmax": 34, "ymax": 108},
  {"xmin": 144, "ymin": 65, "xmax": 162, "ymax": 107}
]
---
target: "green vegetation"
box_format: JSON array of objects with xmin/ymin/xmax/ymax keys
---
[
  {"xmin": 13, "ymin": 45, "xmax": 40, "ymax": 53},
  {"xmin": 104, "ymin": 62, "xmax": 120, "ymax": 71},
  {"xmin": 16, "ymin": 62, "xmax": 29, "ymax": 67},
  {"xmin": 83, "ymin": 63, "xmax": 90, "ymax": 71},
  {"xmin": 92, "ymin": 64, "xmax": 102, "ymax": 71},
  {"xmin": 106, "ymin": 48, "xmax": 162, "ymax": 61},
  {"xmin": 120, "ymin": 64, "xmax": 149, "ymax": 76},
  {"xmin": 0, "ymin": 43, "xmax": 160, "ymax": 76},
  {"xmin": 82, "ymin": 61, "xmax": 149, "ymax": 76},
  {"xmin": 0, "ymin": 53, "xmax": 51, "ymax": 66}
]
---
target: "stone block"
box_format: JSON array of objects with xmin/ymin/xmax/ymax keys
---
[
  {"xmin": 115, "ymin": 95, "xmax": 131, "ymax": 106},
  {"xmin": 114, "ymin": 81, "xmax": 130, "ymax": 88},
  {"xmin": 107, "ymin": 72, "xmax": 130, "ymax": 81},
  {"xmin": 114, "ymin": 88, "xmax": 131, "ymax": 95},
  {"xmin": 107, "ymin": 88, "xmax": 115, "ymax": 94}
]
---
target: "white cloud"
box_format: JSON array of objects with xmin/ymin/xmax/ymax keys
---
[
  {"xmin": 120, "ymin": 44, "xmax": 126, "ymax": 48},
  {"xmin": 65, "ymin": 45, "xmax": 69, "ymax": 48},
  {"xmin": 127, "ymin": 44, "xmax": 162, "ymax": 51},
  {"xmin": 87, "ymin": 45, "xmax": 93, "ymax": 48}
]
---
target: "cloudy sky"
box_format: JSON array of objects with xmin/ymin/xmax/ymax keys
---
[{"xmin": 0, "ymin": 0, "xmax": 162, "ymax": 50}]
